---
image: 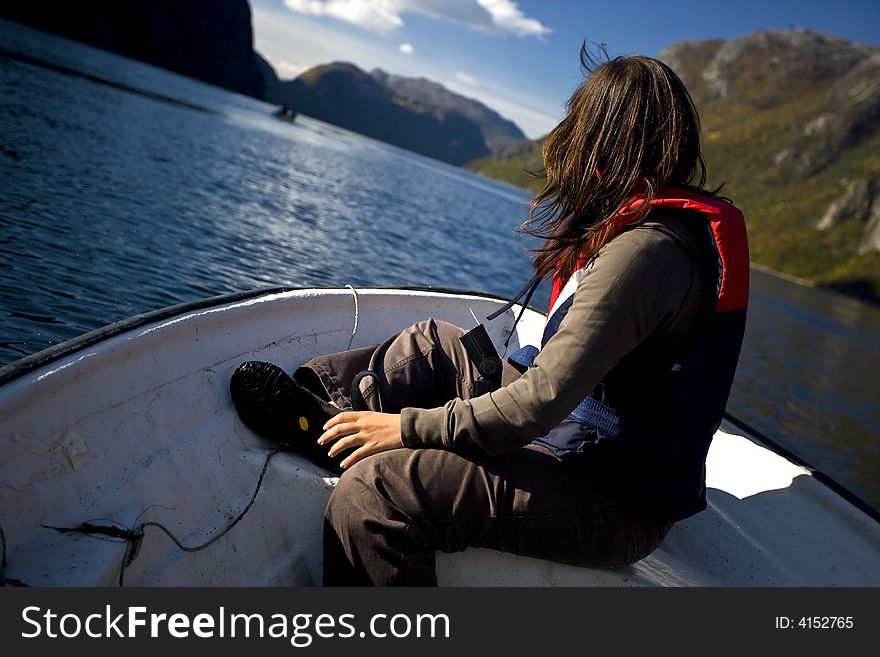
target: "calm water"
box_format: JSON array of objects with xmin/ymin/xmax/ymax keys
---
[{"xmin": 1, "ymin": 21, "xmax": 878, "ymax": 512}]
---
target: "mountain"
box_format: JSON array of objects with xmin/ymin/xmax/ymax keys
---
[
  {"xmin": 266, "ymin": 62, "xmax": 496, "ymax": 166},
  {"xmin": 466, "ymin": 137, "xmax": 545, "ymax": 195},
  {"xmin": 0, "ymin": 0, "xmax": 265, "ymax": 99},
  {"xmin": 466, "ymin": 29, "xmax": 880, "ymax": 304},
  {"xmin": 256, "ymin": 51, "xmax": 284, "ymax": 103},
  {"xmin": 370, "ymin": 69, "xmax": 526, "ymax": 154}
]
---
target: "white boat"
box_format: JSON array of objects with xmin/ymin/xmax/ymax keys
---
[{"xmin": 1, "ymin": 287, "xmax": 878, "ymax": 587}]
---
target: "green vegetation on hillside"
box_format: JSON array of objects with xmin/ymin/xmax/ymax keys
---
[{"xmin": 466, "ymin": 138, "xmax": 545, "ymax": 195}]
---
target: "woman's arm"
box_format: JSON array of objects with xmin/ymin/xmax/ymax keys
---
[{"xmin": 401, "ymin": 222, "xmax": 701, "ymax": 454}]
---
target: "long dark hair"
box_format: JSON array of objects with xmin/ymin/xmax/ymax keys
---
[{"xmin": 525, "ymin": 45, "xmax": 708, "ymax": 281}]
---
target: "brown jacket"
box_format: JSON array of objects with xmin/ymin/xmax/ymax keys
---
[{"xmin": 400, "ymin": 212, "xmax": 710, "ymax": 453}]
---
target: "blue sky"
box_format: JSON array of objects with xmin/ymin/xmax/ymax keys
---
[{"xmin": 250, "ymin": 0, "xmax": 880, "ymax": 139}]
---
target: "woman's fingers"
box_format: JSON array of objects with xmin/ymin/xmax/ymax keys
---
[
  {"xmin": 318, "ymin": 417, "xmax": 359, "ymax": 446},
  {"xmin": 325, "ymin": 434, "xmax": 361, "ymax": 458},
  {"xmin": 339, "ymin": 444, "xmax": 379, "ymax": 469},
  {"xmin": 321, "ymin": 411, "xmax": 360, "ymax": 434},
  {"xmin": 316, "ymin": 411, "xmax": 403, "ymax": 469}
]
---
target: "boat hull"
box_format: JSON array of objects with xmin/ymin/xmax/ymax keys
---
[{"xmin": 1, "ymin": 288, "xmax": 877, "ymax": 586}]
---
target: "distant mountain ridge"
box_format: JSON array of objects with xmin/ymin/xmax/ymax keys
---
[
  {"xmin": 466, "ymin": 29, "xmax": 880, "ymax": 303},
  {"xmin": 262, "ymin": 61, "xmax": 526, "ymax": 166},
  {"xmin": 370, "ymin": 69, "xmax": 526, "ymax": 153}
]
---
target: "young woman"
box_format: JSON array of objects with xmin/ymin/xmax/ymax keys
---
[{"xmin": 230, "ymin": 48, "xmax": 749, "ymax": 586}]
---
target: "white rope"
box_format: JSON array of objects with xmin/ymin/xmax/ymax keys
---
[{"xmin": 345, "ymin": 284, "xmax": 359, "ymax": 350}]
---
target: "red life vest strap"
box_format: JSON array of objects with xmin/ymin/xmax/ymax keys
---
[{"xmin": 548, "ymin": 189, "xmax": 749, "ymax": 313}]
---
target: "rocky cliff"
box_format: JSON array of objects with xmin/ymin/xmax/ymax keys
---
[{"xmin": 1, "ymin": 0, "xmax": 265, "ymax": 99}]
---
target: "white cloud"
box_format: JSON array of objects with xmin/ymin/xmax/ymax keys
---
[
  {"xmin": 284, "ymin": 0, "xmax": 403, "ymax": 34},
  {"xmin": 282, "ymin": 0, "xmax": 549, "ymax": 38},
  {"xmin": 399, "ymin": 42, "xmax": 414, "ymax": 55},
  {"xmin": 476, "ymin": 0, "xmax": 551, "ymax": 38},
  {"xmin": 455, "ymin": 71, "xmax": 478, "ymax": 86}
]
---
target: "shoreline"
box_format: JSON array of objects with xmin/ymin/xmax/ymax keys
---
[
  {"xmin": 751, "ymin": 262, "xmax": 880, "ymax": 309},
  {"xmin": 750, "ymin": 262, "xmax": 817, "ymax": 288}
]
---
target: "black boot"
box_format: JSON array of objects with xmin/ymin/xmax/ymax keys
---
[{"xmin": 230, "ymin": 361, "xmax": 344, "ymax": 474}]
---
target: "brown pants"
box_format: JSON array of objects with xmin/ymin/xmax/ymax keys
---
[{"xmin": 298, "ymin": 319, "xmax": 671, "ymax": 586}]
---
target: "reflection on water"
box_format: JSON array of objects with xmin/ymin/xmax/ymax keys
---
[
  {"xmin": 731, "ymin": 270, "xmax": 880, "ymax": 510},
  {"xmin": 0, "ymin": 20, "xmax": 877, "ymax": 511}
]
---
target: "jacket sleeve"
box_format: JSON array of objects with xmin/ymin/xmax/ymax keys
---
[{"xmin": 399, "ymin": 225, "xmax": 700, "ymax": 454}]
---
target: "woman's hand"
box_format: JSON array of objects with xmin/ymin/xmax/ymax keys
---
[{"xmin": 318, "ymin": 411, "xmax": 403, "ymax": 469}]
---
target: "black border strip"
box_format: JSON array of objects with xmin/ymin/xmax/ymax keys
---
[
  {"xmin": 0, "ymin": 286, "xmax": 513, "ymax": 386},
  {"xmin": 2, "ymin": 286, "xmax": 876, "ymax": 525}
]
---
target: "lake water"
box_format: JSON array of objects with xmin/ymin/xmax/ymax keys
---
[{"xmin": 1, "ymin": 20, "xmax": 878, "ymax": 513}]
